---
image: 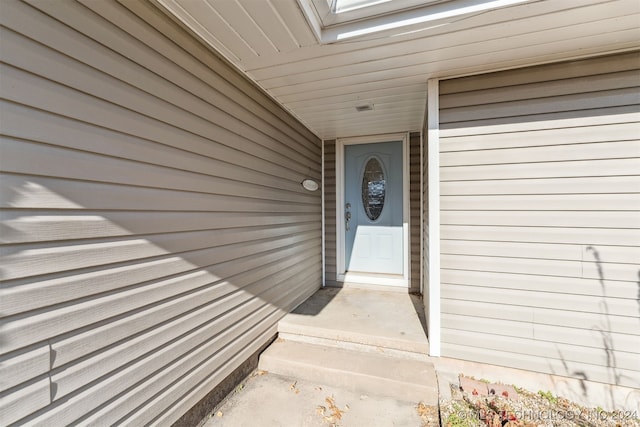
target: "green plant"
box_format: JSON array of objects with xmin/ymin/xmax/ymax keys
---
[
  {"xmin": 537, "ymin": 390, "xmax": 558, "ymax": 404},
  {"xmin": 446, "ymin": 411, "xmax": 471, "ymax": 427},
  {"xmin": 446, "ymin": 402, "xmax": 478, "ymax": 427}
]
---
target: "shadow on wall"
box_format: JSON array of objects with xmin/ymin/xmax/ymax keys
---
[
  {"xmin": 0, "ymin": 171, "xmax": 322, "ymax": 416},
  {"xmin": 0, "ymin": 175, "xmax": 322, "ymax": 342},
  {"xmin": 552, "ymin": 246, "xmax": 640, "ymax": 411}
]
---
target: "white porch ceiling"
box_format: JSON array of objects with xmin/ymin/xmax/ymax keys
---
[{"xmin": 157, "ymin": 0, "xmax": 640, "ymax": 140}]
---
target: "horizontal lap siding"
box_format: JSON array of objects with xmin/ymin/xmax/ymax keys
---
[
  {"xmin": 0, "ymin": 0, "xmax": 321, "ymax": 425},
  {"xmin": 324, "ymin": 140, "xmax": 338, "ymax": 286},
  {"xmin": 438, "ymin": 51, "xmax": 640, "ymax": 387},
  {"xmin": 410, "ymin": 133, "xmax": 421, "ymax": 292}
]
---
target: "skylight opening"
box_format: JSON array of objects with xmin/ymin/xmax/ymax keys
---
[
  {"xmin": 300, "ymin": 0, "xmax": 533, "ymax": 43},
  {"xmin": 310, "ymin": 0, "xmax": 443, "ymax": 27},
  {"xmin": 332, "ymin": 0, "xmax": 393, "ymax": 14}
]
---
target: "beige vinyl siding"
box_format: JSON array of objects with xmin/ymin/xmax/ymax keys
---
[
  {"xmin": 409, "ymin": 132, "xmax": 421, "ymax": 292},
  {"xmin": 324, "ymin": 140, "xmax": 338, "ymax": 286},
  {"xmin": 438, "ymin": 51, "xmax": 640, "ymax": 387},
  {"xmin": 0, "ymin": 0, "xmax": 321, "ymax": 425}
]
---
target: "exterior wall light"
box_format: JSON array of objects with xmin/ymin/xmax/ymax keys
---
[{"xmin": 301, "ymin": 179, "xmax": 319, "ymax": 191}]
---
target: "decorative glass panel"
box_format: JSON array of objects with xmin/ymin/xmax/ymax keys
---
[{"xmin": 361, "ymin": 157, "xmax": 385, "ymax": 221}]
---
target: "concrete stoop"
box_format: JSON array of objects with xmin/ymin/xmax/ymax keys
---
[
  {"xmin": 258, "ymin": 287, "xmax": 438, "ymax": 411},
  {"xmin": 277, "ymin": 311, "xmax": 430, "ymax": 356},
  {"xmin": 259, "ymin": 339, "xmax": 439, "ymax": 405}
]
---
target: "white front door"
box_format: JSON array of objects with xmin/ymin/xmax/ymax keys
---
[{"xmin": 339, "ymin": 138, "xmax": 407, "ymax": 283}]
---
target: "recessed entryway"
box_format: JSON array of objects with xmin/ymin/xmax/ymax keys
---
[{"xmin": 335, "ymin": 134, "xmax": 410, "ymax": 288}]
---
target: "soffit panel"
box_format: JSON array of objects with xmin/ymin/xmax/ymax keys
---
[
  {"xmin": 157, "ymin": 0, "xmax": 640, "ymax": 140},
  {"xmin": 255, "ymin": 1, "xmax": 638, "ymax": 85},
  {"xmin": 244, "ymin": 0, "xmax": 636, "ymax": 72},
  {"xmin": 294, "ymin": 91, "xmax": 428, "ymax": 115}
]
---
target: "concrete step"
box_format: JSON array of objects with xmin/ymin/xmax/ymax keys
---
[
  {"xmin": 277, "ymin": 332, "xmax": 428, "ymax": 361},
  {"xmin": 276, "ymin": 287, "xmax": 430, "ymax": 355},
  {"xmin": 277, "ymin": 320, "xmax": 430, "ymax": 355},
  {"xmin": 258, "ymin": 339, "xmax": 439, "ymax": 404}
]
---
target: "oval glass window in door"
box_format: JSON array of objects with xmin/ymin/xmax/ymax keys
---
[{"xmin": 361, "ymin": 157, "xmax": 386, "ymax": 221}]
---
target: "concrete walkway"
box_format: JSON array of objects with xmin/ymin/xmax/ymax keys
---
[
  {"xmin": 203, "ymin": 371, "xmax": 437, "ymax": 427},
  {"xmin": 204, "ymin": 287, "xmax": 440, "ymax": 426}
]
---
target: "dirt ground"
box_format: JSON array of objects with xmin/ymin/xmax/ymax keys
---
[{"xmin": 440, "ymin": 377, "xmax": 639, "ymax": 427}]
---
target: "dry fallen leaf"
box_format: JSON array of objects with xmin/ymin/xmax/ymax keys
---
[
  {"xmin": 325, "ymin": 396, "xmax": 345, "ymax": 422},
  {"xmin": 289, "ymin": 381, "xmax": 301, "ymax": 394},
  {"xmin": 416, "ymin": 402, "xmax": 429, "ymax": 416},
  {"xmin": 417, "ymin": 402, "xmax": 439, "ymax": 427}
]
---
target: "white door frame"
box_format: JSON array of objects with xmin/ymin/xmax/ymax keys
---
[{"xmin": 335, "ymin": 133, "xmax": 410, "ymax": 287}]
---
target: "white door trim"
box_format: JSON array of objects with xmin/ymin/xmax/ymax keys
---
[{"xmin": 335, "ymin": 133, "xmax": 410, "ymax": 288}]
